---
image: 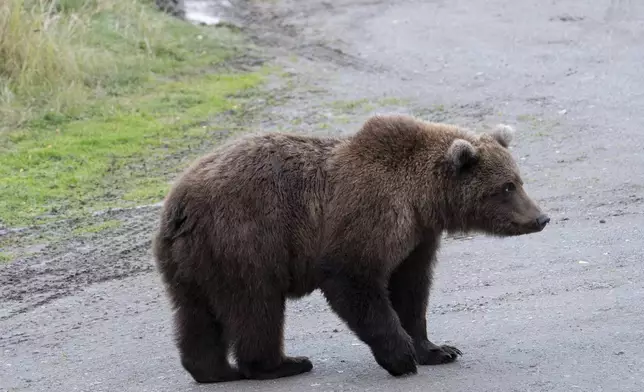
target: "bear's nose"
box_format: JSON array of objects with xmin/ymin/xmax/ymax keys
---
[{"xmin": 536, "ymin": 214, "xmax": 550, "ymax": 230}]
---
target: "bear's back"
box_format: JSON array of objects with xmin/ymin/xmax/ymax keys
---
[{"xmin": 181, "ymin": 132, "xmax": 342, "ymax": 212}]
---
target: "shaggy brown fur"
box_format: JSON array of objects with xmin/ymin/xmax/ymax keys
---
[{"xmin": 152, "ymin": 114, "xmax": 549, "ymax": 383}]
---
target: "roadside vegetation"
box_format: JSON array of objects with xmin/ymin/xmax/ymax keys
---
[{"xmin": 0, "ymin": 0, "xmax": 267, "ymax": 228}]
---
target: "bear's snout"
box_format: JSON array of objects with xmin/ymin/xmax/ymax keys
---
[{"xmin": 536, "ymin": 214, "xmax": 550, "ymax": 231}]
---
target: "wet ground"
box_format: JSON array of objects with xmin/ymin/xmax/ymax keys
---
[{"xmin": 2, "ymin": 0, "xmax": 644, "ymax": 391}]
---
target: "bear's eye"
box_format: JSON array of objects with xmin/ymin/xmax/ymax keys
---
[{"xmin": 503, "ymin": 182, "xmax": 516, "ymax": 193}]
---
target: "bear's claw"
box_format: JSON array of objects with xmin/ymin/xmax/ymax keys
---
[{"xmin": 416, "ymin": 341, "xmax": 462, "ymax": 365}]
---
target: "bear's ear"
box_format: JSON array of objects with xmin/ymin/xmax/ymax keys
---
[
  {"xmin": 489, "ymin": 124, "xmax": 515, "ymax": 148},
  {"xmin": 447, "ymin": 139, "xmax": 479, "ymax": 171}
]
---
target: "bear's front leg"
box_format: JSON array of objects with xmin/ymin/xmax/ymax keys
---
[
  {"xmin": 388, "ymin": 239, "xmax": 462, "ymax": 365},
  {"xmin": 320, "ymin": 272, "xmax": 418, "ymax": 377}
]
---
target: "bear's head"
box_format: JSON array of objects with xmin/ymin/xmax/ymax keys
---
[{"xmin": 445, "ymin": 124, "xmax": 549, "ymax": 237}]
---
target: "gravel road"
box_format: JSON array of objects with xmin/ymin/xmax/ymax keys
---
[{"xmin": 2, "ymin": 0, "xmax": 643, "ymax": 391}]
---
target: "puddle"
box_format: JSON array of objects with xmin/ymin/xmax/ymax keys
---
[{"xmin": 184, "ymin": 0, "xmax": 233, "ymax": 25}]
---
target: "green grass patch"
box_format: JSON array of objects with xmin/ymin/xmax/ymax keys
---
[
  {"xmin": 0, "ymin": 252, "xmax": 13, "ymax": 263},
  {"xmin": 515, "ymin": 113, "xmax": 560, "ymax": 137},
  {"xmin": 0, "ymin": 72, "xmax": 264, "ymax": 227},
  {"xmin": 72, "ymin": 219, "xmax": 122, "ymax": 235},
  {"xmin": 329, "ymin": 97, "xmax": 407, "ymax": 113},
  {"xmin": 0, "ymin": 0, "xmax": 269, "ymax": 228}
]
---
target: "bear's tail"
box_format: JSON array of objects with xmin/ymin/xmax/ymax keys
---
[{"xmin": 152, "ymin": 195, "xmax": 193, "ymax": 282}]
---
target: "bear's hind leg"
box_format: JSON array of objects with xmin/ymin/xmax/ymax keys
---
[
  {"xmin": 232, "ymin": 293, "xmax": 313, "ymax": 380},
  {"xmin": 173, "ymin": 288, "xmax": 242, "ymax": 383},
  {"xmin": 388, "ymin": 240, "xmax": 462, "ymax": 366}
]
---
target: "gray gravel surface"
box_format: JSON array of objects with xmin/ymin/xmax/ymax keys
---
[{"xmin": 2, "ymin": 0, "xmax": 644, "ymax": 391}]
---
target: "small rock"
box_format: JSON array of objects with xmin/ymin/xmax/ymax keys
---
[
  {"xmin": 578, "ymin": 260, "xmax": 589, "ymax": 264},
  {"xmin": 551, "ymin": 15, "xmax": 584, "ymax": 22},
  {"xmin": 558, "ymin": 109, "xmax": 567, "ymax": 115},
  {"xmin": 615, "ymin": 351, "xmax": 625, "ymax": 355},
  {"xmin": 599, "ymin": 219, "xmax": 606, "ymax": 223}
]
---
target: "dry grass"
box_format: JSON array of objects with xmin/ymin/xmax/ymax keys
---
[
  {"xmin": 2, "ymin": 0, "xmax": 113, "ymax": 125},
  {"xmin": 0, "ymin": 0, "xmax": 246, "ymax": 129}
]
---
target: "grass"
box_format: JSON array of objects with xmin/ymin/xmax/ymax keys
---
[
  {"xmin": 0, "ymin": 0, "xmax": 270, "ymax": 228},
  {"xmin": 0, "ymin": 0, "xmax": 252, "ymax": 125},
  {"xmin": 515, "ymin": 113, "xmax": 560, "ymax": 138},
  {"xmin": 72, "ymin": 219, "xmax": 121, "ymax": 235},
  {"xmin": 0, "ymin": 252, "xmax": 13, "ymax": 263},
  {"xmin": 329, "ymin": 97, "xmax": 407, "ymax": 113}
]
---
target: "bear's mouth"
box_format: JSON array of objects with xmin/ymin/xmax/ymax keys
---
[
  {"xmin": 476, "ymin": 218, "xmax": 545, "ymax": 237},
  {"xmin": 484, "ymin": 221, "xmax": 538, "ymax": 237},
  {"xmin": 508, "ymin": 219, "xmax": 546, "ymax": 236}
]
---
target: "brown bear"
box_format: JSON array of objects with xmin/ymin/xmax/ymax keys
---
[{"xmin": 152, "ymin": 114, "xmax": 549, "ymax": 383}]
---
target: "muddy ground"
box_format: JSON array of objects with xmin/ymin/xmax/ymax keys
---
[{"xmin": 2, "ymin": 0, "xmax": 644, "ymax": 391}]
